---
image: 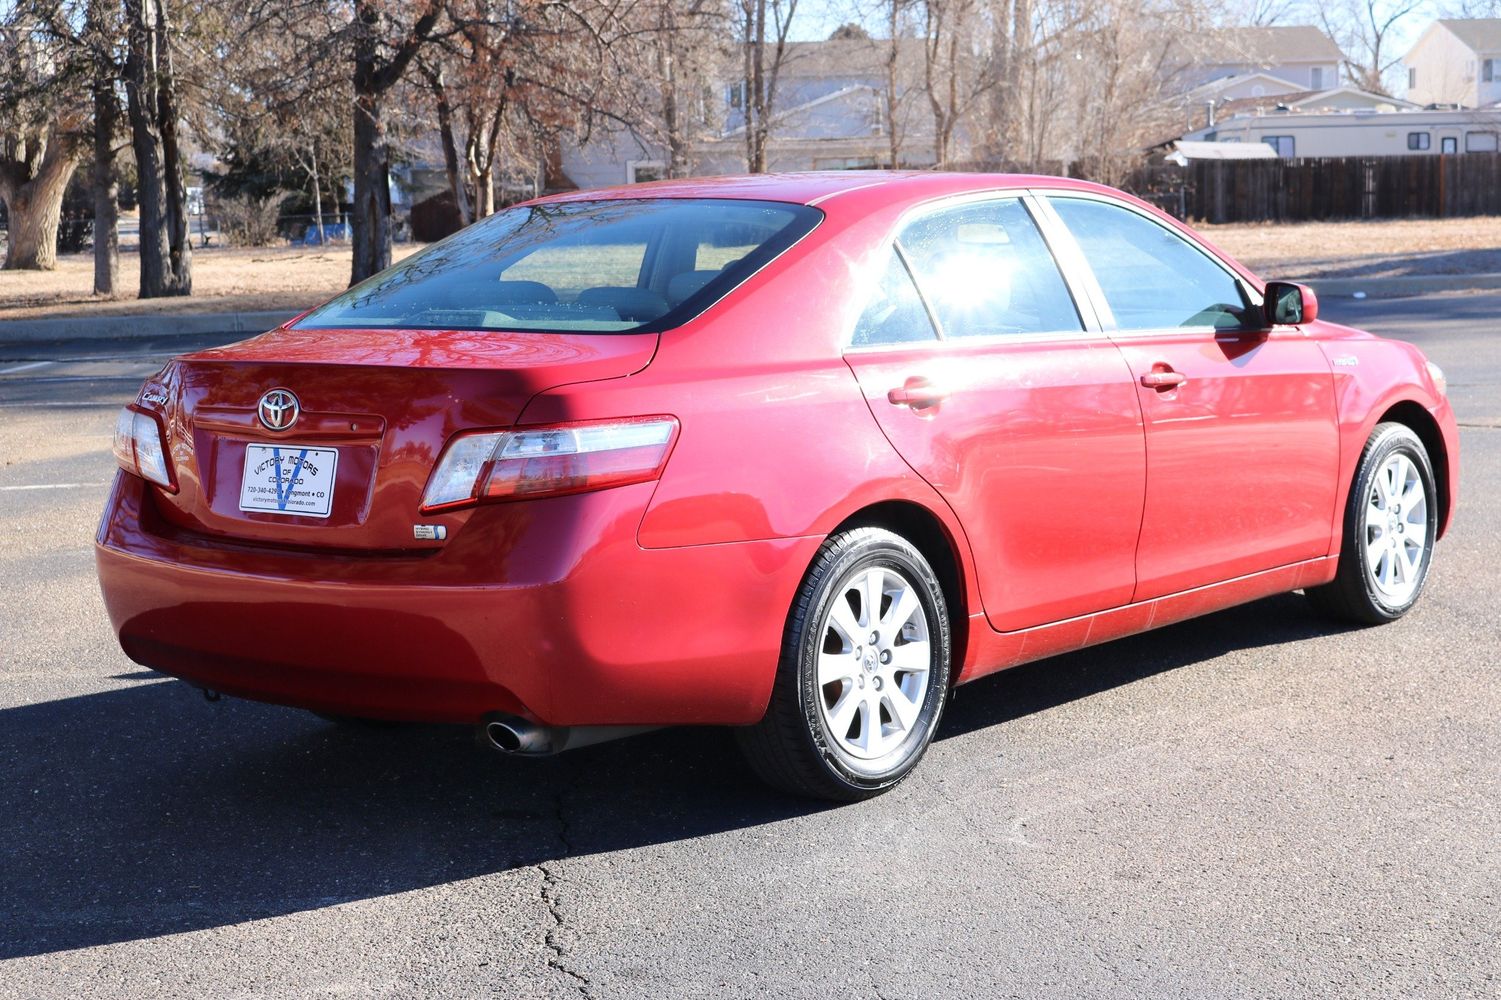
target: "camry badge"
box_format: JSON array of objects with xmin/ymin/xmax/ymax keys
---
[{"xmin": 257, "ymin": 388, "xmax": 300, "ymax": 431}]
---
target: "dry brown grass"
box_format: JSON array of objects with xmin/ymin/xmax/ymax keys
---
[
  {"xmin": 1199, "ymin": 217, "xmax": 1501, "ymax": 280},
  {"xmin": 0, "ymin": 244, "xmax": 423, "ymax": 321}
]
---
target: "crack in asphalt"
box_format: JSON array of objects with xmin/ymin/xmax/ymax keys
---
[{"xmin": 538, "ymin": 763, "xmax": 593, "ymax": 998}]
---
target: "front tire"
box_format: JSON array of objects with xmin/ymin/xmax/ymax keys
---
[
  {"xmin": 736, "ymin": 527, "xmax": 952, "ymax": 801},
  {"xmin": 1307, "ymin": 422, "xmax": 1438, "ymax": 624}
]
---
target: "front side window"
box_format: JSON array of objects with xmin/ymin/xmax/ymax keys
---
[
  {"xmin": 894, "ymin": 198, "xmax": 1082, "ymax": 339},
  {"xmin": 1408, "ymin": 132, "xmax": 1431, "ymax": 151},
  {"xmin": 1050, "ymin": 197, "xmax": 1254, "ymax": 332},
  {"xmin": 294, "ymin": 199, "xmax": 820, "ymax": 333}
]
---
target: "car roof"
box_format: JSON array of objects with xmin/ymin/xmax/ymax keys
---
[{"xmin": 535, "ymin": 171, "xmax": 1126, "ymax": 210}]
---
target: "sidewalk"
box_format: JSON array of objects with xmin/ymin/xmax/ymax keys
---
[{"xmin": 1, "ymin": 272, "xmax": 1497, "ymax": 347}]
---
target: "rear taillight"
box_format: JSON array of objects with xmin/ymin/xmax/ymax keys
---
[
  {"xmin": 112, "ymin": 405, "xmax": 176, "ymax": 491},
  {"xmin": 420, "ymin": 416, "xmax": 679, "ymax": 513}
]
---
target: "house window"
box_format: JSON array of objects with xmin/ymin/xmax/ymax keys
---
[
  {"xmin": 1441, "ymin": 136, "xmax": 1458, "ymax": 154},
  {"xmin": 1407, "ymin": 132, "xmax": 1431, "ymax": 151},
  {"xmin": 1311, "ymin": 67, "xmax": 1323, "ymax": 90},
  {"xmin": 626, "ymin": 160, "xmax": 665, "ymax": 184},
  {"xmin": 1409, "ymin": 67, "xmax": 1417, "ymax": 89},
  {"xmin": 1485, "ymin": 59, "xmax": 1495, "ymax": 83},
  {"xmin": 813, "ymin": 156, "xmax": 881, "ymax": 170},
  {"xmin": 1262, "ymin": 135, "xmax": 1295, "ymax": 157},
  {"xmin": 1465, "ymin": 131, "xmax": 1499, "ymax": 152},
  {"xmin": 725, "ymin": 82, "xmax": 746, "ymax": 110}
]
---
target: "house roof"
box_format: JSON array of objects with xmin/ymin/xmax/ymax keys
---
[
  {"xmin": 1180, "ymin": 71, "xmax": 1307, "ymax": 101},
  {"xmin": 1435, "ymin": 18, "xmax": 1501, "ymax": 52},
  {"xmin": 775, "ymin": 37, "xmax": 926, "ymax": 78},
  {"xmin": 1198, "ymin": 25, "xmax": 1344, "ymax": 65}
]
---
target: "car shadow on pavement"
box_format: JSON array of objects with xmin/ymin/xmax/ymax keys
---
[
  {"xmin": 0, "ymin": 592, "xmax": 1353, "ymax": 959},
  {"xmin": 939, "ymin": 591, "xmax": 1356, "ymax": 740}
]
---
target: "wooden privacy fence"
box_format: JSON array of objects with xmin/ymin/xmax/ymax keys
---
[{"xmin": 1135, "ymin": 154, "xmax": 1501, "ymax": 223}]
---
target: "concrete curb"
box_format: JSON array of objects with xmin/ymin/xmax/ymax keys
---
[
  {"xmin": 0, "ymin": 309, "xmax": 297, "ymax": 346},
  {"xmin": 1302, "ymin": 273, "xmax": 1501, "ymax": 299}
]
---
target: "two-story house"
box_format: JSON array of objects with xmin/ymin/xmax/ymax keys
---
[
  {"xmin": 1403, "ymin": 19, "xmax": 1501, "ymax": 109},
  {"xmin": 558, "ymin": 36, "xmax": 942, "ymax": 190},
  {"xmin": 1166, "ymin": 25, "xmax": 1345, "ymax": 95}
]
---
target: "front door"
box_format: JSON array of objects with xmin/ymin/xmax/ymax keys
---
[
  {"xmin": 843, "ymin": 195, "xmax": 1145, "ymax": 632},
  {"xmin": 1044, "ymin": 195, "xmax": 1340, "ymax": 601}
]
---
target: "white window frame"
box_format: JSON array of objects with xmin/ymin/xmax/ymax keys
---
[
  {"xmin": 1464, "ymin": 131, "xmax": 1499, "ymax": 153},
  {"xmin": 626, "ymin": 160, "xmax": 666, "ymax": 184},
  {"xmin": 1261, "ymin": 135, "xmax": 1295, "ymax": 158}
]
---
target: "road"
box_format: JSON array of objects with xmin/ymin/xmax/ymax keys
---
[{"xmin": 1, "ymin": 296, "xmax": 1498, "ymax": 999}]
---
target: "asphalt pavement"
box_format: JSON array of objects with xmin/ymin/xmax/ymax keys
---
[{"xmin": 1, "ymin": 295, "xmax": 1498, "ymax": 998}]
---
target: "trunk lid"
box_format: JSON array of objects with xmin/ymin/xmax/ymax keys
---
[{"xmin": 143, "ymin": 326, "xmax": 657, "ymax": 551}]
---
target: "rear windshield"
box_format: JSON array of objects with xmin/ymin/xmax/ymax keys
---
[{"xmin": 294, "ymin": 198, "xmax": 822, "ymax": 334}]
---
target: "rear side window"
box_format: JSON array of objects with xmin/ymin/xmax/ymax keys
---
[
  {"xmin": 895, "ymin": 198, "xmax": 1083, "ymax": 338},
  {"xmin": 1050, "ymin": 197, "xmax": 1253, "ymax": 331},
  {"xmin": 295, "ymin": 199, "xmax": 821, "ymax": 333},
  {"xmin": 851, "ymin": 248, "xmax": 938, "ymax": 347}
]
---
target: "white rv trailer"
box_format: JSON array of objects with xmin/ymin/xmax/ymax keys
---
[{"xmin": 1182, "ymin": 106, "xmax": 1501, "ymax": 158}]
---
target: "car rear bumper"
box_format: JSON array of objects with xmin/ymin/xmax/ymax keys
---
[{"xmin": 96, "ymin": 473, "xmax": 819, "ymax": 727}]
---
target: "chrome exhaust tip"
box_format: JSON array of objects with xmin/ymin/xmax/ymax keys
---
[
  {"xmin": 484, "ymin": 717, "xmax": 554, "ymax": 755},
  {"xmin": 480, "ymin": 714, "xmax": 659, "ymax": 757}
]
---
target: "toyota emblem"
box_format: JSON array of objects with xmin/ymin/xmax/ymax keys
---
[{"xmin": 257, "ymin": 389, "xmax": 300, "ymax": 431}]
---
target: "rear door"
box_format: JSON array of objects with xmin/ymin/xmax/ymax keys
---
[
  {"xmin": 843, "ymin": 194, "xmax": 1145, "ymax": 632},
  {"xmin": 1040, "ymin": 194, "xmax": 1339, "ymax": 600}
]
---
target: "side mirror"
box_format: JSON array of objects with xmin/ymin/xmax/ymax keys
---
[{"xmin": 1263, "ymin": 281, "xmax": 1318, "ymax": 326}]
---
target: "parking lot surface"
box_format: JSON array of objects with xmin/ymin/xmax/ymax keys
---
[{"xmin": 2, "ymin": 294, "xmax": 1498, "ymax": 998}]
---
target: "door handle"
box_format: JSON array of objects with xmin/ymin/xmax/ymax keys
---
[
  {"xmin": 887, "ymin": 377, "xmax": 948, "ymax": 410},
  {"xmin": 1140, "ymin": 369, "xmax": 1187, "ymax": 389}
]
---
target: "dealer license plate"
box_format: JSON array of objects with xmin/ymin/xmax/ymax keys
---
[{"xmin": 239, "ymin": 444, "xmax": 338, "ymax": 517}]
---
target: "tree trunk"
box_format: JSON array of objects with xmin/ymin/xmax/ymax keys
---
[
  {"xmin": 124, "ymin": 0, "xmax": 189, "ymax": 297},
  {"xmin": 0, "ymin": 152, "xmax": 79, "ymax": 271},
  {"xmin": 475, "ymin": 167, "xmax": 494, "ymax": 218},
  {"xmin": 154, "ymin": 0, "xmax": 191, "ymax": 292},
  {"xmin": 90, "ymin": 6, "xmax": 120, "ymax": 295},
  {"xmin": 348, "ymin": 0, "xmax": 441, "ymax": 284},
  {"xmin": 309, "ymin": 147, "xmax": 326, "ymax": 245},
  {"xmin": 423, "ymin": 62, "xmax": 471, "ymax": 226},
  {"xmin": 886, "ymin": 1, "xmax": 901, "ymax": 169},
  {"xmin": 749, "ymin": 0, "xmax": 768, "ymax": 172},
  {"xmin": 350, "ymin": 85, "xmax": 391, "ymax": 283}
]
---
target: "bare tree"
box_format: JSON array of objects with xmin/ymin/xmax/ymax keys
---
[
  {"xmin": 349, "ymin": 0, "xmax": 444, "ymax": 282},
  {"xmin": 638, "ymin": 0, "xmax": 725, "ymax": 177},
  {"xmin": 738, "ymin": 0, "xmax": 799, "ymax": 172},
  {"xmin": 1318, "ymin": 0, "xmax": 1421, "ymax": 95},
  {"xmin": 919, "ymin": 0, "xmax": 989, "ymax": 166}
]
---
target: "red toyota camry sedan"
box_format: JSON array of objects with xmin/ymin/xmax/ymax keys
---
[{"xmin": 97, "ymin": 173, "xmax": 1457, "ymax": 800}]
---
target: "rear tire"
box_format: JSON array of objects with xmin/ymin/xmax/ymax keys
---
[
  {"xmin": 1306, "ymin": 422, "xmax": 1438, "ymax": 625},
  {"xmin": 736, "ymin": 527, "xmax": 951, "ymax": 801}
]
